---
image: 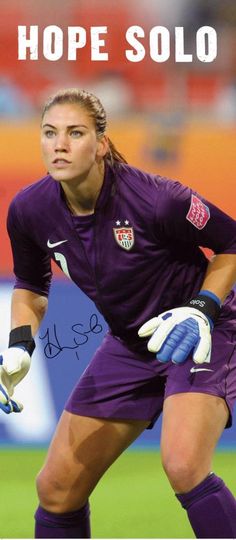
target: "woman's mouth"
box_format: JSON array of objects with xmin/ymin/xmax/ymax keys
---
[{"xmin": 53, "ymin": 158, "xmax": 71, "ymax": 167}]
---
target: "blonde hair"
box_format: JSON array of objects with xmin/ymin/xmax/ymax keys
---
[{"xmin": 42, "ymin": 88, "xmax": 127, "ymax": 165}]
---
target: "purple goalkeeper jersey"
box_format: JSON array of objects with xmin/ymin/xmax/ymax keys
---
[{"xmin": 7, "ymin": 163, "xmax": 236, "ymax": 345}]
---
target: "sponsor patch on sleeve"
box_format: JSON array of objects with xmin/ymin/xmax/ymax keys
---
[{"xmin": 186, "ymin": 195, "xmax": 210, "ymax": 230}]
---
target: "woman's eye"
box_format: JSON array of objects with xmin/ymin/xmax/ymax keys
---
[
  {"xmin": 45, "ymin": 130, "xmax": 56, "ymax": 138},
  {"xmin": 70, "ymin": 130, "xmax": 83, "ymax": 137}
]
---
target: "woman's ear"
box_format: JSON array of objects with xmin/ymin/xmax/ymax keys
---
[{"xmin": 96, "ymin": 135, "xmax": 109, "ymax": 158}]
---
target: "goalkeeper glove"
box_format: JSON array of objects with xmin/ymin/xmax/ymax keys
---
[
  {"xmin": 138, "ymin": 290, "xmax": 221, "ymax": 365},
  {"xmin": 0, "ymin": 326, "xmax": 35, "ymax": 414}
]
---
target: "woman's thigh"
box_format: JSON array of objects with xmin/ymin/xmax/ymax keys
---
[{"xmin": 37, "ymin": 411, "xmax": 149, "ymax": 512}]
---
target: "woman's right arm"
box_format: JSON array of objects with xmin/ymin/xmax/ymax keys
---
[
  {"xmin": 11, "ymin": 288, "xmax": 48, "ymax": 335},
  {"xmin": 1, "ymin": 196, "xmax": 52, "ymax": 413},
  {"xmin": 0, "ymin": 289, "xmax": 48, "ymax": 414}
]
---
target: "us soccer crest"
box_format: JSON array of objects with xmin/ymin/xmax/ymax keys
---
[{"xmin": 113, "ymin": 226, "xmax": 135, "ymax": 251}]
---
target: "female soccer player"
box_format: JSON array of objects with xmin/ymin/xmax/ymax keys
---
[{"xmin": 1, "ymin": 88, "xmax": 236, "ymax": 538}]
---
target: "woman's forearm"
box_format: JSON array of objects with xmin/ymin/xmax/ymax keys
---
[
  {"xmin": 11, "ymin": 288, "xmax": 48, "ymax": 336},
  {"xmin": 201, "ymin": 253, "xmax": 236, "ymax": 303}
]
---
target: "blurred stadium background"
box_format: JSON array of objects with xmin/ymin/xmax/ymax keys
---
[{"xmin": 0, "ymin": 0, "xmax": 236, "ymax": 537}]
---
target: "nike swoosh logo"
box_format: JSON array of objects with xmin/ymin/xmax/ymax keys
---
[
  {"xmin": 47, "ymin": 239, "xmax": 68, "ymax": 248},
  {"xmin": 190, "ymin": 367, "xmax": 214, "ymax": 373}
]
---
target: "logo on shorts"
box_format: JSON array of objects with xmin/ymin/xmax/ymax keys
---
[
  {"xmin": 113, "ymin": 221, "xmax": 134, "ymax": 251},
  {"xmin": 186, "ymin": 195, "xmax": 210, "ymax": 230},
  {"xmin": 190, "ymin": 367, "xmax": 214, "ymax": 373}
]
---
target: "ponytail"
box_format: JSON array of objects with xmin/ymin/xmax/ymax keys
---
[{"xmin": 106, "ymin": 137, "xmax": 128, "ymax": 165}]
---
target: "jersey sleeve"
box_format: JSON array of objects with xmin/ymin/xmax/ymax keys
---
[
  {"xmin": 7, "ymin": 198, "xmax": 52, "ymax": 296},
  {"xmin": 155, "ymin": 179, "xmax": 236, "ymax": 254}
]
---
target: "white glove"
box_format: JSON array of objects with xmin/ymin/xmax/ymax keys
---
[
  {"xmin": 0, "ymin": 347, "xmax": 31, "ymax": 413},
  {"xmin": 138, "ymin": 307, "xmax": 212, "ymax": 364}
]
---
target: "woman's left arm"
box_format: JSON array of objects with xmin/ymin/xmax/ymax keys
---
[
  {"xmin": 139, "ymin": 253, "xmax": 236, "ymax": 364},
  {"xmin": 200, "ymin": 253, "xmax": 236, "ymax": 304}
]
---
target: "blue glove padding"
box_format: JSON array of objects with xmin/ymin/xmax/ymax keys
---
[
  {"xmin": 138, "ymin": 307, "xmax": 212, "ymax": 364},
  {"xmin": 0, "ymin": 401, "xmax": 22, "ymax": 414},
  {"xmin": 0, "ymin": 385, "xmax": 22, "ymax": 414}
]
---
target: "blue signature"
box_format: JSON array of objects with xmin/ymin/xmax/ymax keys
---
[{"xmin": 39, "ymin": 314, "xmax": 103, "ymax": 359}]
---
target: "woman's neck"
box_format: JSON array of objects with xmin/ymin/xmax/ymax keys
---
[{"xmin": 61, "ymin": 161, "xmax": 105, "ymax": 215}]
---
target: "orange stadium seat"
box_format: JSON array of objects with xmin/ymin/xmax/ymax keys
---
[{"xmin": 186, "ymin": 72, "xmax": 222, "ymax": 104}]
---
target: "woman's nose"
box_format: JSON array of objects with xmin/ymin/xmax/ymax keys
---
[{"xmin": 54, "ymin": 134, "xmax": 69, "ymax": 151}]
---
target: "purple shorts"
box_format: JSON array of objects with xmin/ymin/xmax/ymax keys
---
[{"xmin": 65, "ymin": 294, "xmax": 236, "ymax": 429}]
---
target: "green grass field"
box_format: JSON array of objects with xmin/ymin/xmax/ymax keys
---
[{"xmin": 0, "ymin": 448, "xmax": 235, "ymax": 538}]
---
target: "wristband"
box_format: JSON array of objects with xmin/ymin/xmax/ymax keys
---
[
  {"xmin": 185, "ymin": 291, "xmax": 221, "ymax": 326},
  {"xmin": 8, "ymin": 325, "xmax": 35, "ymax": 356}
]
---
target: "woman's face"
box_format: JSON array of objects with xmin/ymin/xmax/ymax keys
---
[{"xmin": 41, "ymin": 103, "xmax": 107, "ymax": 184}]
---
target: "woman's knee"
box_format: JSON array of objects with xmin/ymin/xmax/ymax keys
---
[
  {"xmin": 36, "ymin": 466, "xmax": 89, "ymax": 513},
  {"xmin": 161, "ymin": 451, "xmax": 210, "ymax": 493}
]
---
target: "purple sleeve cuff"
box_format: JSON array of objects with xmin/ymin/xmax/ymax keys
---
[{"xmin": 14, "ymin": 281, "xmax": 50, "ymax": 298}]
